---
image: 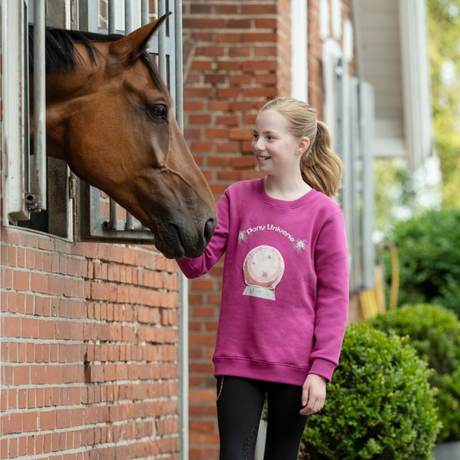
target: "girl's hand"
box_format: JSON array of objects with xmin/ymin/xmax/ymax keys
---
[{"xmin": 299, "ymin": 374, "xmax": 326, "ymax": 416}]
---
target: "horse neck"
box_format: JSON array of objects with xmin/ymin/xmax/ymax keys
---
[{"xmin": 31, "ymin": 48, "xmax": 102, "ymax": 161}]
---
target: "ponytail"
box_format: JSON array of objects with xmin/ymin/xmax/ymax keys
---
[{"xmin": 301, "ymin": 120, "xmax": 344, "ymax": 203}]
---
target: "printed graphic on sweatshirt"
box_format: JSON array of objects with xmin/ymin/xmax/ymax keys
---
[{"xmin": 242, "ymin": 245, "xmax": 285, "ymax": 300}]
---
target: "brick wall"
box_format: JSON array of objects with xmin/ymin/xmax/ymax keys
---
[
  {"xmin": 182, "ymin": 0, "xmax": 360, "ymax": 458},
  {"xmin": 0, "ymin": 2, "xmax": 181, "ymax": 459}
]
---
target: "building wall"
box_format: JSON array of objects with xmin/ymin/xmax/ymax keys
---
[
  {"xmin": 0, "ymin": 2, "xmax": 181, "ymax": 459},
  {"xmin": 0, "ymin": 1, "xmax": 362, "ymax": 459},
  {"xmin": 182, "ymin": 0, "xmax": 360, "ymax": 458}
]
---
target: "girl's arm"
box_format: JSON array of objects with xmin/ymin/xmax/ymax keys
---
[
  {"xmin": 175, "ymin": 191, "xmax": 231, "ymax": 279},
  {"xmin": 308, "ymin": 210, "xmax": 349, "ymax": 384}
]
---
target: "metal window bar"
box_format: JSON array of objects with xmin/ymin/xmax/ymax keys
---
[
  {"xmin": 30, "ymin": 0, "xmax": 47, "ymax": 212},
  {"xmin": 77, "ymin": 0, "xmax": 180, "ymax": 243}
]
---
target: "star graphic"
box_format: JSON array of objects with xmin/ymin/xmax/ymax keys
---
[
  {"xmin": 293, "ymin": 239, "xmax": 308, "ymax": 253},
  {"xmin": 238, "ymin": 230, "xmax": 248, "ymax": 244}
]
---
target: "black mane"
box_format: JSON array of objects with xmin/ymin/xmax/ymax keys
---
[{"xmin": 28, "ymin": 23, "xmax": 170, "ymax": 99}]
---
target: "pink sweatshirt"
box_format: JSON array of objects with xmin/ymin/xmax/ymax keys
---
[{"xmin": 176, "ymin": 177, "xmax": 349, "ymax": 386}]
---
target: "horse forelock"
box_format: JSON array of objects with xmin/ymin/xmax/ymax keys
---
[{"xmin": 28, "ymin": 23, "xmax": 170, "ymax": 101}]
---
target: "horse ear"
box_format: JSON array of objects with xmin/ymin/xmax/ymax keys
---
[{"xmin": 109, "ymin": 11, "xmax": 172, "ymax": 64}]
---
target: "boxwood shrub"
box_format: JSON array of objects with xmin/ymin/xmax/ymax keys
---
[
  {"xmin": 297, "ymin": 322, "xmax": 441, "ymax": 460},
  {"xmin": 381, "ymin": 208, "xmax": 460, "ymax": 317},
  {"xmin": 368, "ymin": 303, "xmax": 460, "ymax": 443}
]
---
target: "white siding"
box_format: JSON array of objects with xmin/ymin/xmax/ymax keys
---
[{"xmin": 353, "ymin": 0, "xmax": 404, "ymax": 158}]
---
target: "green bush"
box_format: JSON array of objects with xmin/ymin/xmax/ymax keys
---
[
  {"xmin": 382, "ymin": 208, "xmax": 460, "ymax": 317},
  {"xmin": 298, "ymin": 322, "xmax": 441, "ymax": 460},
  {"xmin": 368, "ymin": 304, "xmax": 460, "ymax": 443}
]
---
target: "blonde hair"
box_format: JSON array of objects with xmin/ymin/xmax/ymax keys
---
[{"xmin": 259, "ymin": 97, "xmax": 344, "ymax": 202}]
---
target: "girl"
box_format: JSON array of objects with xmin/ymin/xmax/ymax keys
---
[{"xmin": 176, "ymin": 97, "xmax": 349, "ymax": 460}]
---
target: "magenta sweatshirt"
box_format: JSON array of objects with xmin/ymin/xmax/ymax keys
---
[{"xmin": 176, "ymin": 178, "xmax": 349, "ymax": 386}]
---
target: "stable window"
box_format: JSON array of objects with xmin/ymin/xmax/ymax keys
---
[
  {"xmin": 1, "ymin": 0, "xmax": 184, "ymax": 244},
  {"xmin": 2, "ymin": 0, "xmax": 72, "ymax": 239}
]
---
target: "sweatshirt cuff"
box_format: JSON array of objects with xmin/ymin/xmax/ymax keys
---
[
  {"xmin": 175, "ymin": 258, "xmax": 199, "ymax": 279},
  {"xmin": 307, "ymin": 358, "xmax": 337, "ymax": 384}
]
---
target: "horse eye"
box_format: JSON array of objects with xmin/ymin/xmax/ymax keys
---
[{"xmin": 150, "ymin": 105, "xmax": 167, "ymax": 119}]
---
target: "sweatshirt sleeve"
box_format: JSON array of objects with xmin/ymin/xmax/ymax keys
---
[
  {"xmin": 308, "ymin": 210, "xmax": 349, "ymax": 384},
  {"xmin": 175, "ymin": 190, "xmax": 230, "ymax": 279}
]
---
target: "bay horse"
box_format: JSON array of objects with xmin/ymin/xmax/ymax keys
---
[{"xmin": 28, "ymin": 13, "xmax": 216, "ymax": 260}]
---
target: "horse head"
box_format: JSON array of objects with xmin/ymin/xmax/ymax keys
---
[{"xmin": 29, "ymin": 14, "xmax": 216, "ymax": 259}]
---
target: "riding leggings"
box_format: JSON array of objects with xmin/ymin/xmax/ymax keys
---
[{"xmin": 215, "ymin": 375, "xmax": 308, "ymax": 460}]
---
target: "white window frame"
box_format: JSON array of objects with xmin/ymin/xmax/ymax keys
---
[{"xmin": 290, "ymin": 0, "xmax": 307, "ymax": 102}]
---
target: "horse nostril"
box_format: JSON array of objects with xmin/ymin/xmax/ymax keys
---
[{"xmin": 204, "ymin": 218, "xmax": 215, "ymax": 244}]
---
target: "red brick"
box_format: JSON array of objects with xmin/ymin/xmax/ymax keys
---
[
  {"xmin": 184, "ymin": 87, "xmax": 213, "ymax": 98},
  {"xmin": 241, "ymin": 60, "xmax": 277, "ymax": 71},
  {"xmin": 229, "ymin": 128, "xmax": 253, "ymax": 141},
  {"xmin": 191, "ymin": 32, "xmax": 214, "ymax": 41},
  {"xmin": 208, "ymin": 100, "xmax": 230, "ymax": 111},
  {"xmin": 190, "ymin": 60, "xmax": 213, "ymax": 71},
  {"xmin": 217, "ymin": 33, "xmax": 241, "ymax": 43},
  {"xmin": 217, "ymin": 87, "xmax": 240, "ymax": 98},
  {"xmin": 255, "ymin": 18, "xmax": 278, "ymax": 28},
  {"xmin": 205, "ymin": 128, "xmax": 230, "ymax": 139},
  {"xmin": 228, "ymin": 19, "xmax": 251, "ymax": 28},
  {"xmin": 216, "ymin": 60, "xmax": 240, "ymax": 71},
  {"xmin": 204, "ymin": 74, "xmax": 226, "ymax": 84},
  {"xmin": 189, "ymin": 114, "xmax": 211, "ymax": 124},
  {"xmin": 215, "ymin": 5, "xmax": 238, "ymax": 14},
  {"xmin": 203, "ymin": 46, "xmax": 225, "ymax": 57},
  {"xmin": 229, "ymin": 47, "xmax": 251, "ymax": 57},
  {"xmin": 13, "ymin": 366, "xmax": 29, "ymax": 385},
  {"xmin": 183, "ymin": 18, "xmax": 225, "ymax": 29},
  {"xmin": 229, "ymin": 74, "xmax": 252, "ymax": 85},
  {"xmin": 3, "ymin": 316, "xmax": 21, "ymax": 337},
  {"xmin": 190, "ymin": 142, "xmax": 214, "ymax": 153},
  {"xmin": 241, "ymin": 4, "xmax": 277, "ymax": 14},
  {"xmin": 184, "ymin": 101, "xmax": 204, "ymax": 111},
  {"xmin": 216, "ymin": 115, "xmax": 239, "ymax": 126},
  {"xmin": 242, "ymin": 32, "xmax": 277, "ymax": 43},
  {"xmin": 190, "ymin": 4, "xmax": 212, "ymax": 14},
  {"xmin": 216, "ymin": 142, "xmax": 240, "ymax": 153},
  {"xmin": 23, "ymin": 411, "xmax": 38, "ymax": 432},
  {"xmin": 243, "ymin": 87, "xmax": 277, "ymax": 97}
]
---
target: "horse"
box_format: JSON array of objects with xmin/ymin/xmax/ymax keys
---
[{"xmin": 28, "ymin": 13, "xmax": 216, "ymax": 260}]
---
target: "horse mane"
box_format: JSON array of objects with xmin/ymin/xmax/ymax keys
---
[{"xmin": 28, "ymin": 23, "xmax": 170, "ymax": 100}]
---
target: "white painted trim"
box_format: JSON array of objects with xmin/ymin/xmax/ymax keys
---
[
  {"xmin": 291, "ymin": 0, "xmax": 307, "ymax": 102},
  {"xmin": 332, "ymin": 0, "xmax": 342, "ymax": 40},
  {"xmin": 343, "ymin": 19, "xmax": 353, "ymax": 63},
  {"xmin": 322, "ymin": 38, "xmax": 343, "ymax": 150},
  {"xmin": 399, "ymin": 0, "xmax": 433, "ymax": 171},
  {"xmin": 320, "ymin": 0, "xmax": 330, "ymax": 41}
]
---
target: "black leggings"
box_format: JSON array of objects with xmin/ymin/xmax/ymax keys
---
[{"xmin": 216, "ymin": 375, "xmax": 308, "ymax": 460}]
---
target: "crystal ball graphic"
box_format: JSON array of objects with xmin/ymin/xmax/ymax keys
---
[{"xmin": 243, "ymin": 245, "xmax": 285, "ymax": 289}]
